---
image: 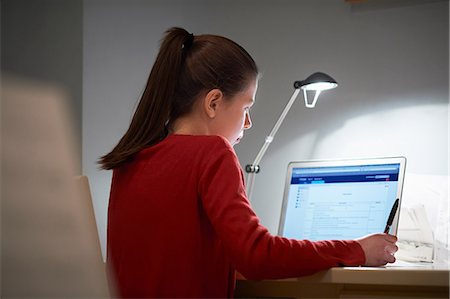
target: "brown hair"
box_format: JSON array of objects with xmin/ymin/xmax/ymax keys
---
[{"xmin": 99, "ymin": 27, "xmax": 258, "ymax": 170}]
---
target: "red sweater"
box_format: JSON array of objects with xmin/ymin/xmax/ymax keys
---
[{"xmin": 107, "ymin": 134, "xmax": 365, "ymax": 298}]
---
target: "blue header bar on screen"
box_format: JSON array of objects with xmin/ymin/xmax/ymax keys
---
[{"xmin": 291, "ymin": 163, "xmax": 400, "ymax": 184}]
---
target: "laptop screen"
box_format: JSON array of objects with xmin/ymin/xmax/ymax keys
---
[{"xmin": 278, "ymin": 157, "xmax": 406, "ymax": 241}]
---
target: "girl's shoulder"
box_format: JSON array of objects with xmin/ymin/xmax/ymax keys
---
[{"xmin": 166, "ymin": 134, "xmax": 233, "ymax": 150}]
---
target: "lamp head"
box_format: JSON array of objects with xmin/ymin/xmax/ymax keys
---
[{"xmin": 294, "ymin": 72, "xmax": 338, "ymax": 91}]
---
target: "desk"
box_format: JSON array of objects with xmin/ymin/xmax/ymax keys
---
[{"xmin": 235, "ymin": 264, "xmax": 449, "ymax": 298}]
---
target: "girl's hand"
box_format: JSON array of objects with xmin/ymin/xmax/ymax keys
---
[{"xmin": 356, "ymin": 233, "xmax": 398, "ymax": 266}]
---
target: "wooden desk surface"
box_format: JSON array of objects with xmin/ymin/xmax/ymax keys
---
[
  {"xmin": 236, "ymin": 264, "xmax": 449, "ymax": 298},
  {"xmin": 287, "ymin": 265, "xmax": 449, "ymax": 286}
]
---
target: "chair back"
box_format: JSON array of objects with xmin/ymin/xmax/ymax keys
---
[
  {"xmin": 74, "ymin": 175, "xmax": 103, "ymax": 258},
  {"xmin": 2, "ymin": 78, "xmax": 110, "ymax": 297}
]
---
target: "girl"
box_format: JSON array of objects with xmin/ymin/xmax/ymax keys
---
[{"xmin": 100, "ymin": 27, "xmax": 398, "ymax": 298}]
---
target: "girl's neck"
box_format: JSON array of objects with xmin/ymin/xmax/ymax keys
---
[{"xmin": 169, "ymin": 115, "xmax": 210, "ymax": 136}]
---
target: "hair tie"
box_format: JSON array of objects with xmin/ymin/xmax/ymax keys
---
[{"xmin": 182, "ymin": 33, "xmax": 194, "ymax": 50}]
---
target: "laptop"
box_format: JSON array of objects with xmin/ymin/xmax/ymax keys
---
[{"xmin": 278, "ymin": 157, "xmax": 406, "ymax": 241}]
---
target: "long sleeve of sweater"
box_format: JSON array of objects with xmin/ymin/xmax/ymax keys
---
[{"xmin": 198, "ymin": 138, "xmax": 366, "ymax": 280}]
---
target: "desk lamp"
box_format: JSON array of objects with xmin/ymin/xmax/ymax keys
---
[{"xmin": 245, "ymin": 72, "xmax": 338, "ymax": 200}]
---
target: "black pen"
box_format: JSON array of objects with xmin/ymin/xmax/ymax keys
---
[{"xmin": 384, "ymin": 198, "xmax": 399, "ymax": 234}]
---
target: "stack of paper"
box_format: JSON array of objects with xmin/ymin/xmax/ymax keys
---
[{"xmin": 398, "ymin": 173, "xmax": 449, "ymax": 264}]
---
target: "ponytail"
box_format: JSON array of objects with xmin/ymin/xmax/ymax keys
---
[
  {"xmin": 99, "ymin": 27, "xmax": 258, "ymax": 170},
  {"xmin": 99, "ymin": 28, "xmax": 191, "ymax": 170}
]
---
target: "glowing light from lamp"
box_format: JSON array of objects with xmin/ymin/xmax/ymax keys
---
[{"xmin": 301, "ymin": 82, "xmax": 338, "ymax": 91}]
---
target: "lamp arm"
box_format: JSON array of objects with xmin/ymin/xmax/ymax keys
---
[
  {"xmin": 245, "ymin": 88, "xmax": 301, "ymax": 198},
  {"xmin": 247, "ymin": 88, "xmax": 301, "ymax": 171}
]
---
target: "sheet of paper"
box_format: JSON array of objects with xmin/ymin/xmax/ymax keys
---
[
  {"xmin": 401, "ymin": 173, "xmax": 448, "ymax": 230},
  {"xmin": 398, "ymin": 173, "xmax": 449, "ymax": 264},
  {"xmin": 397, "ymin": 204, "xmax": 433, "ymax": 244},
  {"xmin": 386, "ymin": 259, "xmax": 433, "ymax": 268}
]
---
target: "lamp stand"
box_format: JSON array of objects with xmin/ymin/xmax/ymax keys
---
[{"xmin": 245, "ymin": 88, "xmax": 301, "ymax": 200}]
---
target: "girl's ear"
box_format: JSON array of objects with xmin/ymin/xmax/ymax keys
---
[{"xmin": 203, "ymin": 89, "xmax": 224, "ymax": 118}]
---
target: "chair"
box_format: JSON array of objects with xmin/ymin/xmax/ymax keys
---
[
  {"xmin": 2, "ymin": 78, "xmax": 110, "ymax": 297},
  {"xmin": 74, "ymin": 175, "xmax": 103, "ymax": 259}
]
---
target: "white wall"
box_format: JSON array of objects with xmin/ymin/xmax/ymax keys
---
[{"xmin": 83, "ymin": 0, "xmax": 449, "ymax": 259}]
